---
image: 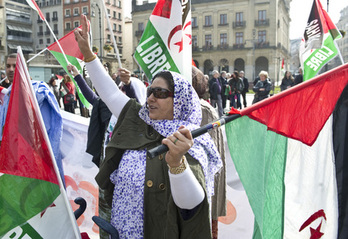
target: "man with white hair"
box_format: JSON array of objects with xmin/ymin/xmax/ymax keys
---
[{"xmin": 208, "ymin": 70, "xmax": 223, "ymax": 117}]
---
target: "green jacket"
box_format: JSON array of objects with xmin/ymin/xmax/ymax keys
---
[{"xmin": 95, "ymin": 99, "xmax": 212, "ymax": 239}]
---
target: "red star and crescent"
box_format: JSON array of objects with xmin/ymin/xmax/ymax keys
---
[
  {"xmin": 167, "ymin": 21, "xmax": 192, "ymax": 53},
  {"xmin": 40, "ymin": 203, "xmax": 56, "ymax": 217}
]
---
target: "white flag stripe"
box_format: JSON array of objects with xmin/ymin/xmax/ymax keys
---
[{"xmin": 284, "ymin": 115, "xmax": 338, "ymax": 238}]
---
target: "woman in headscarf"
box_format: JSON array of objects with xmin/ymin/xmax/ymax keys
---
[{"xmin": 75, "ymin": 15, "xmax": 222, "ymax": 238}]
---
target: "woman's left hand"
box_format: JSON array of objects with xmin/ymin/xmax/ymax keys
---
[{"xmin": 162, "ymin": 126, "xmax": 194, "ymax": 167}]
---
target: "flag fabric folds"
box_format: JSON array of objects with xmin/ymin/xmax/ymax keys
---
[
  {"xmin": 226, "ymin": 63, "xmax": 348, "ymax": 238},
  {"xmin": 299, "ymin": 0, "xmax": 342, "ymax": 81},
  {"xmin": 0, "ymin": 48, "xmax": 80, "ymax": 238},
  {"xmin": 26, "ymin": 0, "xmax": 45, "ymax": 21},
  {"xmin": 134, "ymin": 0, "xmax": 192, "ymax": 83},
  {"xmin": 47, "ymin": 26, "xmax": 90, "ymax": 108}
]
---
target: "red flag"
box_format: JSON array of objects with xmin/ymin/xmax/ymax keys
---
[
  {"xmin": 281, "ymin": 58, "xmax": 284, "ymax": 70},
  {"xmin": 0, "ymin": 50, "xmax": 58, "ymax": 184},
  {"xmin": 47, "ymin": 26, "xmax": 84, "ymax": 60},
  {"xmin": 26, "ymin": 0, "xmax": 45, "ymax": 21}
]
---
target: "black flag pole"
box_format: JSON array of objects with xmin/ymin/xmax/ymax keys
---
[{"xmin": 147, "ymin": 113, "xmax": 241, "ymax": 159}]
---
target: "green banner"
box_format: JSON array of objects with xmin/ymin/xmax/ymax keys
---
[
  {"xmin": 133, "ymin": 21, "xmax": 179, "ymax": 82},
  {"xmin": 303, "ymin": 35, "xmax": 339, "ymax": 81}
]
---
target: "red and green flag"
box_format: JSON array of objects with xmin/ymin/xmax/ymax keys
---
[
  {"xmin": 299, "ymin": 0, "xmax": 342, "ymax": 81},
  {"xmin": 0, "ymin": 49, "xmax": 80, "ymax": 238},
  {"xmin": 226, "ymin": 63, "xmax": 348, "ymax": 238},
  {"xmin": 26, "ymin": 0, "xmax": 45, "ymax": 21},
  {"xmin": 134, "ymin": 0, "xmax": 192, "ymax": 83},
  {"xmin": 47, "ymin": 26, "xmax": 90, "ymax": 108}
]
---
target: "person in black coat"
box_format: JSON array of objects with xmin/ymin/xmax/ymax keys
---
[
  {"xmin": 219, "ymin": 71, "xmax": 228, "ymax": 110},
  {"xmin": 240, "ymin": 71, "xmax": 249, "ymax": 108},
  {"xmin": 294, "ymin": 68, "xmax": 303, "ymax": 85},
  {"xmin": 280, "ymin": 71, "xmax": 295, "ymax": 91}
]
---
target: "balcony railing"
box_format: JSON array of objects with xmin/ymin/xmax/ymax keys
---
[
  {"xmin": 217, "ymin": 44, "xmax": 229, "ymax": 50},
  {"xmin": 7, "ymin": 15, "xmax": 32, "ymax": 25},
  {"xmin": 202, "ymin": 44, "xmax": 213, "ymax": 51},
  {"xmin": 255, "ymin": 41, "xmax": 270, "ymax": 48},
  {"xmin": 52, "ymin": 17, "xmax": 58, "ymax": 21},
  {"xmin": 203, "ymin": 24, "xmax": 213, "ymax": 28},
  {"xmin": 135, "ymin": 30, "xmax": 144, "ymax": 37},
  {"xmin": 37, "ymin": 32, "xmax": 43, "ymax": 36},
  {"xmin": 192, "ymin": 46, "xmax": 199, "ymax": 52},
  {"xmin": 255, "ymin": 19, "xmax": 269, "ymax": 26},
  {"xmin": 233, "ymin": 21, "xmax": 246, "ymax": 28},
  {"xmin": 7, "ymin": 35, "xmax": 33, "ymax": 43},
  {"xmin": 233, "ymin": 43, "xmax": 245, "ymax": 49}
]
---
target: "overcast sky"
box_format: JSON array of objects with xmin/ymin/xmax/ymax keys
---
[{"xmin": 124, "ymin": 0, "xmax": 348, "ymax": 40}]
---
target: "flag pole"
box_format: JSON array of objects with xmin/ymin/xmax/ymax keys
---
[
  {"xmin": 147, "ymin": 114, "xmax": 241, "ymax": 158},
  {"xmin": 26, "ymin": 48, "xmax": 48, "ymax": 63},
  {"xmin": 17, "ymin": 46, "xmax": 81, "ymax": 238},
  {"xmin": 43, "ymin": 19, "xmax": 70, "ymax": 65},
  {"xmin": 99, "ymin": 0, "xmax": 122, "ymax": 68}
]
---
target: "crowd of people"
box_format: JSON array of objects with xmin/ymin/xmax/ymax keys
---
[{"xmin": 0, "ymin": 14, "xmax": 305, "ymax": 239}]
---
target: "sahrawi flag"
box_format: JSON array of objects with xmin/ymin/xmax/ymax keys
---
[
  {"xmin": 47, "ymin": 26, "xmax": 90, "ymax": 108},
  {"xmin": 226, "ymin": 63, "xmax": 348, "ymax": 238},
  {"xmin": 26, "ymin": 0, "xmax": 45, "ymax": 21},
  {"xmin": 299, "ymin": 0, "xmax": 342, "ymax": 81},
  {"xmin": 0, "ymin": 48, "xmax": 81, "ymax": 238},
  {"xmin": 134, "ymin": 0, "xmax": 192, "ymax": 82}
]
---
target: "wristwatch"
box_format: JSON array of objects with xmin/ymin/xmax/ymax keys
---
[{"xmin": 168, "ymin": 156, "xmax": 187, "ymax": 175}]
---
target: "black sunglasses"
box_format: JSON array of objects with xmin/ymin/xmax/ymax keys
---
[{"xmin": 147, "ymin": 87, "xmax": 174, "ymax": 99}]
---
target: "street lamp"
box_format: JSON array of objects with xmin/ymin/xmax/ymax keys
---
[
  {"xmin": 245, "ymin": 29, "xmax": 257, "ymax": 81},
  {"xmin": 92, "ymin": 3, "xmax": 102, "ymax": 61}
]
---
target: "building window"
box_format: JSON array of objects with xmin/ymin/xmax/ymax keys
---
[
  {"xmin": 118, "ymin": 36, "xmax": 122, "ymax": 43},
  {"xmin": 39, "ymin": 39, "xmax": 43, "ymax": 44},
  {"xmin": 192, "ymin": 17, "xmax": 197, "ymax": 27},
  {"xmin": 53, "ymin": 24, "xmax": 58, "ymax": 33},
  {"xmin": 220, "ymin": 14, "xmax": 227, "ymax": 25},
  {"xmin": 82, "ymin": 7, "xmax": 88, "ymax": 15},
  {"xmin": 258, "ymin": 10, "xmax": 266, "ymax": 21},
  {"xmin": 107, "ymin": 9, "xmax": 110, "ymax": 15},
  {"xmin": 220, "ymin": 33, "xmax": 227, "ymax": 45},
  {"xmin": 113, "ymin": 24, "xmax": 117, "ymax": 31},
  {"xmin": 53, "ymin": 11, "xmax": 58, "ymax": 21},
  {"xmin": 205, "ymin": 34, "xmax": 212, "ymax": 46},
  {"xmin": 39, "ymin": 26, "xmax": 43, "ymax": 32},
  {"xmin": 74, "ymin": 21, "xmax": 79, "ymax": 28},
  {"xmin": 192, "ymin": 35, "xmax": 197, "ymax": 46},
  {"xmin": 107, "ymin": 34, "xmax": 111, "ymax": 42},
  {"xmin": 74, "ymin": 8, "xmax": 79, "ymax": 16},
  {"xmin": 118, "ymin": 12, "xmax": 121, "ymax": 19},
  {"xmin": 113, "ymin": 0, "xmax": 116, "ymax": 6},
  {"xmin": 118, "ymin": 25, "xmax": 121, "ymax": 32},
  {"xmin": 258, "ymin": 30, "xmax": 266, "ymax": 43},
  {"xmin": 65, "ymin": 9, "xmax": 71, "ymax": 17},
  {"xmin": 113, "ymin": 11, "xmax": 116, "ymax": 18},
  {"xmin": 236, "ymin": 32, "xmax": 243, "ymax": 44},
  {"xmin": 66, "ymin": 22, "xmax": 71, "ymax": 30},
  {"xmin": 138, "ymin": 22, "xmax": 144, "ymax": 31},
  {"xmin": 118, "ymin": 0, "xmax": 121, "ymax": 8},
  {"xmin": 236, "ymin": 12, "xmax": 243, "ymax": 22},
  {"xmin": 46, "ymin": 12, "xmax": 50, "ymax": 21},
  {"xmin": 204, "ymin": 15, "xmax": 212, "ymax": 26},
  {"xmin": 47, "ymin": 38, "xmax": 51, "ymax": 44}
]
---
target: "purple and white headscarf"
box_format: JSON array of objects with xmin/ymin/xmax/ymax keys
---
[{"xmin": 139, "ymin": 71, "xmax": 222, "ymax": 197}]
